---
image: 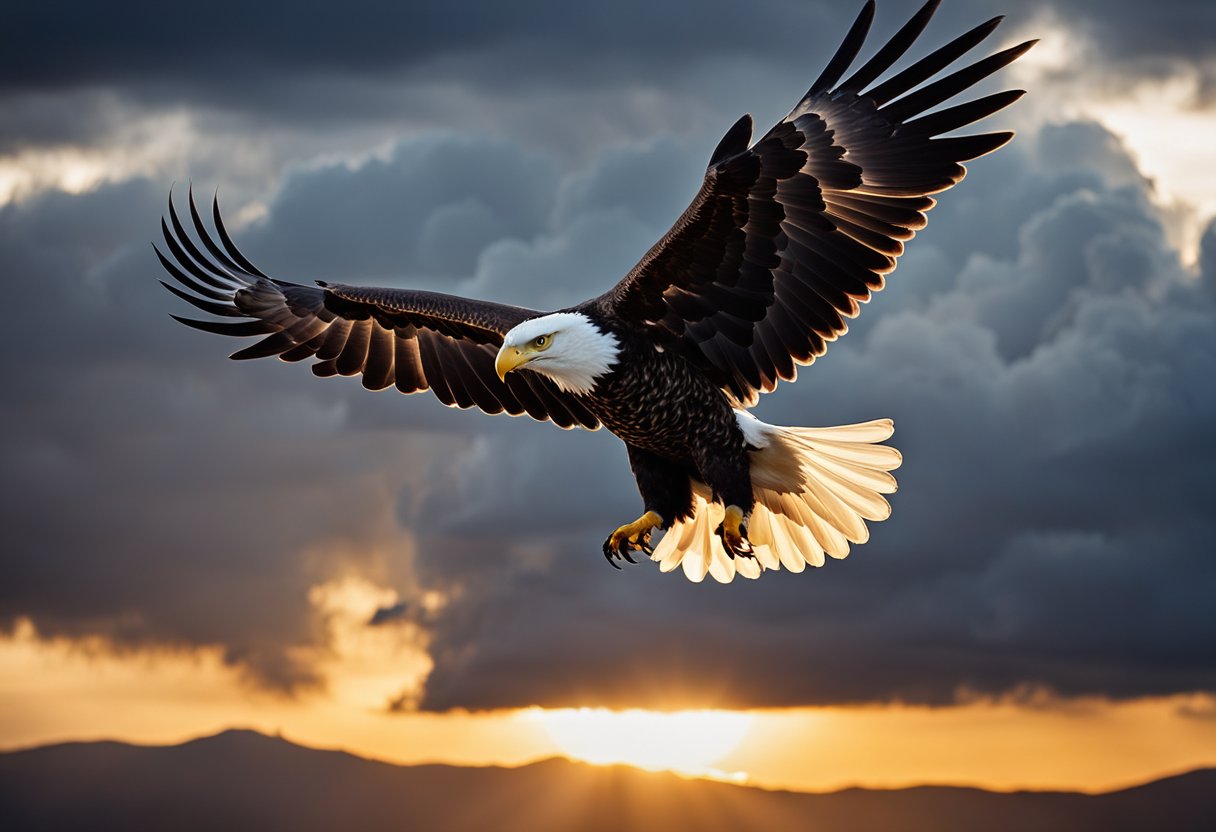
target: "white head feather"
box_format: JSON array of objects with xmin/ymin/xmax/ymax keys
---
[{"xmin": 497, "ymin": 312, "xmax": 619, "ymax": 395}]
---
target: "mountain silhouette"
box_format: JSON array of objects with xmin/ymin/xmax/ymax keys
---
[{"xmin": 1, "ymin": 729, "xmax": 1212, "ymax": 831}]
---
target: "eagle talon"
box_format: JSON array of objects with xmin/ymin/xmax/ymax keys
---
[
  {"xmin": 602, "ymin": 511, "xmax": 663, "ymax": 568},
  {"xmin": 716, "ymin": 505, "xmax": 755, "ymax": 560},
  {"xmin": 601, "ymin": 540, "xmax": 623, "ymax": 568}
]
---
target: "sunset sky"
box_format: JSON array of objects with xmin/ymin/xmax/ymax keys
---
[{"xmin": 3, "ymin": 0, "xmax": 1215, "ymax": 795}]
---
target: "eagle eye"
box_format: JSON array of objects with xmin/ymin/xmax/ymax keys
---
[{"xmin": 531, "ymin": 334, "xmax": 552, "ymax": 350}]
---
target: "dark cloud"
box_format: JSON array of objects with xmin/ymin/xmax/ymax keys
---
[
  {"xmin": 11, "ymin": 0, "xmax": 1211, "ymax": 165},
  {"xmin": 1200, "ymin": 218, "xmax": 1216, "ymax": 293},
  {"xmin": 0, "ymin": 1, "xmax": 880, "ymax": 97},
  {"xmin": 1030, "ymin": 0, "xmax": 1216, "ymax": 85},
  {"xmin": 368, "ymin": 603, "xmax": 410, "ymax": 627},
  {"xmin": 239, "ymin": 134, "xmax": 559, "ymax": 284},
  {"xmin": 0, "ymin": 90, "xmax": 118, "ymax": 155},
  {"xmin": 6, "ymin": 2, "xmax": 1212, "ymax": 101},
  {"xmin": 0, "ymin": 181, "xmax": 450, "ymax": 689},
  {"xmin": 1, "ymin": 0, "xmax": 842, "ymax": 152}
]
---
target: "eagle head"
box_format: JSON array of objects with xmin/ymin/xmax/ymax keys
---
[{"xmin": 495, "ymin": 312, "xmax": 619, "ymax": 396}]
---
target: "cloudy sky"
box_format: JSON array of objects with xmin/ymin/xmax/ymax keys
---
[{"xmin": 2, "ymin": 0, "xmax": 1215, "ymax": 793}]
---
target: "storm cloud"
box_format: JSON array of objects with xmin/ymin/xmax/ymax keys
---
[{"xmin": 1, "ymin": 0, "xmax": 1213, "ymax": 709}]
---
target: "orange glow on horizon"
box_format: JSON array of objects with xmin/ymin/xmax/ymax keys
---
[{"xmin": 2, "ymin": 620, "xmax": 1215, "ymax": 795}]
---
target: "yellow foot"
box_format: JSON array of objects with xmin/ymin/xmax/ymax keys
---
[
  {"xmin": 716, "ymin": 505, "xmax": 755, "ymax": 559},
  {"xmin": 602, "ymin": 511, "xmax": 664, "ymax": 568}
]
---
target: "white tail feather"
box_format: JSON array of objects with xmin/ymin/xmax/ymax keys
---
[{"xmin": 650, "ymin": 416, "xmax": 901, "ymax": 584}]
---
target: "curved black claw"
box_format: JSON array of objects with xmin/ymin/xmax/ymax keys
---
[
  {"xmin": 715, "ymin": 521, "xmax": 756, "ymax": 560},
  {"xmin": 601, "ymin": 538, "xmax": 624, "ymax": 569},
  {"xmin": 601, "ymin": 530, "xmax": 654, "ymax": 568}
]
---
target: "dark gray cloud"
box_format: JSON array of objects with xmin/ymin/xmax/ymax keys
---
[
  {"xmin": 1030, "ymin": 0, "xmax": 1216, "ymax": 90},
  {"xmin": 0, "ymin": 181, "xmax": 451, "ymax": 689},
  {"xmin": 1, "ymin": 1, "xmax": 931, "ymax": 103},
  {"xmin": 368, "ymin": 600, "xmax": 436, "ymax": 628},
  {"xmin": 1, "ymin": 0, "xmax": 1213, "ymax": 710},
  {"xmin": 7, "ymin": 0, "xmax": 1211, "ymax": 165},
  {"xmin": 240, "ymin": 134, "xmax": 559, "ymax": 284},
  {"xmin": 1, "ymin": 0, "xmax": 832, "ymax": 156},
  {"xmin": 6, "ymin": 1, "xmax": 1211, "ymax": 100},
  {"xmin": 5, "ymin": 1, "xmax": 762, "ymax": 91},
  {"xmin": 1200, "ymin": 218, "xmax": 1216, "ymax": 293}
]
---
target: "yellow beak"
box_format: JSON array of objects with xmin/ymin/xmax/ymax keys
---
[{"xmin": 495, "ymin": 346, "xmax": 532, "ymax": 381}]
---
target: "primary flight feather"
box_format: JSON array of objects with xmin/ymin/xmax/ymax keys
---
[{"xmin": 159, "ymin": 0, "xmax": 1034, "ymax": 583}]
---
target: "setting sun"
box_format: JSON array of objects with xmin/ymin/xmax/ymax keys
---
[{"xmin": 528, "ymin": 708, "xmax": 753, "ymax": 777}]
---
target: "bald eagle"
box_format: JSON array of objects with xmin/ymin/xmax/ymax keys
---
[{"xmin": 159, "ymin": 0, "xmax": 1033, "ymax": 583}]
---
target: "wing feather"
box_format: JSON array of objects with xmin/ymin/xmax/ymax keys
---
[
  {"xmin": 837, "ymin": 0, "xmax": 941, "ymax": 94},
  {"xmin": 805, "ymin": 1, "xmax": 876, "ymax": 97},
  {"xmin": 591, "ymin": 2, "xmax": 1030, "ymax": 405},
  {"xmin": 158, "ymin": 191, "xmax": 600, "ymax": 430},
  {"xmin": 361, "ymin": 325, "xmax": 395, "ymax": 391},
  {"xmin": 230, "ymin": 332, "xmax": 298, "ymax": 361},
  {"xmin": 335, "ymin": 319, "xmax": 372, "ymax": 377},
  {"xmin": 866, "ymin": 15, "xmax": 1006, "ymax": 105}
]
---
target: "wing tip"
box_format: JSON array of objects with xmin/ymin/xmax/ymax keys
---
[
  {"xmin": 806, "ymin": 0, "xmax": 877, "ymax": 97},
  {"xmin": 709, "ymin": 113, "xmax": 754, "ymax": 167},
  {"xmin": 985, "ymin": 129, "xmax": 1017, "ymax": 155},
  {"xmin": 1013, "ymin": 38, "xmax": 1039, "ymax": 57},
  {"xmin": 170, "ymin": 314, "xmax": 273, "ymax": 338}
]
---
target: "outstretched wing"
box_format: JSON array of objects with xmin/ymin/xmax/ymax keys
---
[
  {"xmin": 592, "ymin": 0, "xmax": 1034, "ymax": 405},
  {"xmin": 158, "ymin": 189, "xmax": 600, "ymax": 430}
]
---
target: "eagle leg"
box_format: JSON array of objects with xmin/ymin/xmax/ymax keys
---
[
  {"xmin": 602, "ymin": 511, "xmax": 663, "ymax": 568},
  {"xmin": 715, "ymin": 505, "xmax": 755, "ymax": 560}
]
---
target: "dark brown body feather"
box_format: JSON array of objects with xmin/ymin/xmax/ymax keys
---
[{"xmin": 577, "ymin": 321, "xmax": 750, "ymax": 521}]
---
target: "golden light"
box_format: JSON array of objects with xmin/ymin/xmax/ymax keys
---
[
  {"xmin": 305, "ymin": 575, "xmax": 436, "ymax": 711},
  {"xmin": 1008, "ymin": 16, "xmax": 1216, "ymax": 267},
  {"xmin": 528, "ymin": 707, "xmax": 753, "ymax": 778},
  {"xmin": 4, "ymin": 619, "xmax": 1216, "ymax": 793},
  {"xmin": 0, "ymin": 111, "xmax": 198, "ymax": 207}
]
